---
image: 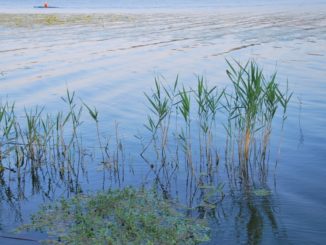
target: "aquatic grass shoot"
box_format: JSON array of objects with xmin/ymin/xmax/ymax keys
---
[
  {"xmin": 225, "ymin": 59, "xmax": 292, "ymax": 185},
  {"xmin": 0, "ymin": 89, "xmax": 124, "ymax": 201},
  {"xmin": 141, "ymin": 76, "xmax": 225, "ymax": 207},
  {"xmin": 141, "ymin": 59, "xmax": 292, "ymax": 200}
]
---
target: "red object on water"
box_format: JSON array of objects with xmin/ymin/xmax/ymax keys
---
[{"xmin": 44, "ymin": 2, "xmax": 48, "ymax": 8}]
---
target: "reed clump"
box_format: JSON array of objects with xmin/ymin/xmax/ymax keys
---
[
  {"xmin": 225, "ymin": 60, "xmax": 292, "ymax": 185},
  {"xmin": 141, "ymin": 59, "xmax": 292, "ymax": 197},
  {"xmin": 141, "ymin": 76, "xmax": 224, "ymax": 208},
  {"xmin": 0, "ymin": 60, "xmax": 291, "ymax": 229},
  {"xmin": 2, "ymin": 59, "xmax": 293, "ymax": 244},
  {"xmin": 0, "ymin": 89, "xmax": 123, "ymax": 200}
]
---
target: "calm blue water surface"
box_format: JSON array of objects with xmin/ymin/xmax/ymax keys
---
[
  {"xmin": 0, "ymin": 0, "xmax": 325, "ymax": 10},
  {"xmin": 0, "ymin": 1, "xmax": 326, "ymax": 244}
]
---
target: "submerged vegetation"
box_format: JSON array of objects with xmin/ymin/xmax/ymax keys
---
[
  {"xmin": 0, "ymin": 60, "xmax": 292, "ymax": 244},
  {"xmin": 19, "ymin": 188, "xmax": 209, "ymax": 245},
  {"xmin": 0, "ymin": 14, "xmax": 135, "ymax": 27}
]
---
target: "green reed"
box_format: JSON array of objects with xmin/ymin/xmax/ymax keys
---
[
  {"xmin": 83, "ymin": 102, "xmax": 102, "ymax": 156},
  {"xmin": 142, "ymin": 76, "xmax": 225, "ymax": 205},
  {"xmin": 143, "ymin": 77, "xmax": 178, "ymax": 164},
  {"xmin": 225, "ymin": 60, "xmax": 292, "ymax": 184},
  {"xmin": 141, "ymin": 59, "xmax": 292, "ymax": 200},
  {"xmin": 0, "ymin": 89, "xmax": 124, "ymax": 199},
  {"xmin": 83, "ymin": 102, "xmax": 124, "ymax": 184},
  {"xmin": 194, "ymin": 77, "xmax": 223, "ymax": 175},
  {"xmin": 0, "ymin": 101, "xmax": 16, "ymax": 169},
  {"xmin": 0, "ymin": 59, "xmax": 291, "ymax": 215}
]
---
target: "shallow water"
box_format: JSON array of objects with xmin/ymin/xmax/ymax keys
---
[{"xmin": 0, "ymin": 2, "xmax": 326, "ymax": 245}]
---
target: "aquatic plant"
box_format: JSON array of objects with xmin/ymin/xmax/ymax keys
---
[
  {"xmin": 0, "ymin": 60, "xmax": 291, "ymax": 235},
  {"xmin": 0, "ymin": 14, "xmax": 135, "ymax": 28},
  {"xmin": 141, "ymin": 59, "xmax": 292, "ymax": 202},
  {"xmin": 0, "ymin": 89, "xmax": 124, "ymax": 204},
  {"xmin": 225, "ymin": 59, "xmax": 292, "ymax": 184},
  {"xmin": 141, "ymin": 76, "xmax": 225, "ymax": 208},
  {"xmin": 19, "ymin": 188, "xmax": 210, "ymax": 245}
]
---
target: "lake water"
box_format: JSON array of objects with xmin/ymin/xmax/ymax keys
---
[
  {"xmin": 0, "ymin": 0, "xmax": 325, "ymax": 11},
  {"xmin": 0, "ymin": 1, "xmax": 326, "ymax": 244}
]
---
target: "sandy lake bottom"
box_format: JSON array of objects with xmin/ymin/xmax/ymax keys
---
[{"xmin": 0, "ymin": 5, "xmax": 326, "ymax": 244}]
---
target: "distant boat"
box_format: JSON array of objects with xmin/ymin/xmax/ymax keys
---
[
  {"xmin": 33, "ymin": 6, "xmax": 59, "ymax": 8},
  {"xmin": 34, "ymin": 2, "xmax": 59, "ymax": 8}
]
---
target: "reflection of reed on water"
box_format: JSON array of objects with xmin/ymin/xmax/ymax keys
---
[
  {"xmin": 140, "ymin": 60, "xmax": 290, "ymax": 205},
  {"xmin": 0, "ymin": 90, "xmax": 125, "ymax": 227},
  {"xmin": 0, "ymin": 61, "xmax": 291, "ymax": 243},
  {"xmin": 138, "ymin": 61, "xmax": 291, "ymax": 244}
]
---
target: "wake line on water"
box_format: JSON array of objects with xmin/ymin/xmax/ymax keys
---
[{"xmin": 212, "ymin": 43, "xmax": 261, "ymax": 56}]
